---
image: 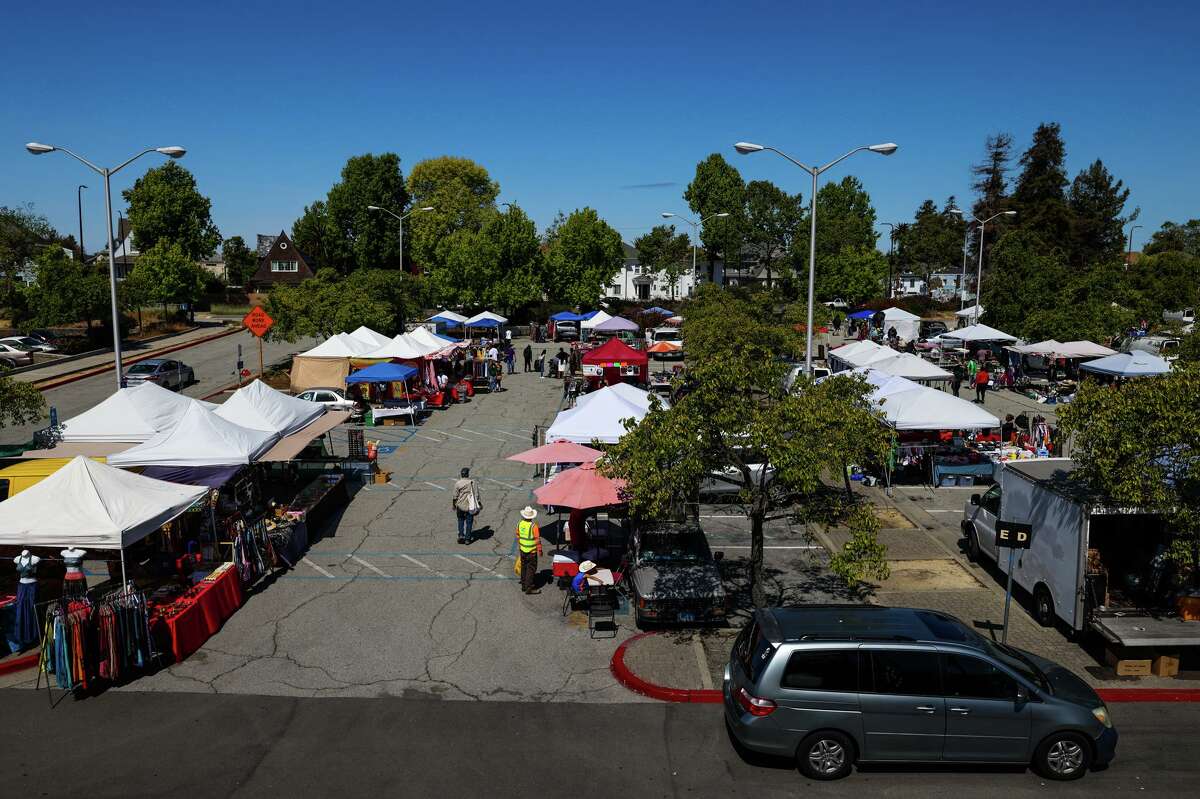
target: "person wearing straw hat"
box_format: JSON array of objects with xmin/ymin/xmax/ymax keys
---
[
  {"xmin": 516, "ymin": 505, "xmax": 542, "ymax": 594},
  {"xmin": 571, "ymin": 560, "xmax": 599, "ymax": 595}
]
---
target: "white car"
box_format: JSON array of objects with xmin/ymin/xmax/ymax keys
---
[
  {"xmin": 0, "ymin": 335, "xmax": 57, "ymax": 353},
  {"xmin": 0, "ymin": 341, "xmax": 35, "ymax": 368},
  {"xmin": 296, "ymin": 387, "xmax": 358, "ymax": 413}
]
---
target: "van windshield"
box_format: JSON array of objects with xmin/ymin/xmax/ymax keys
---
[{"xmin": 653, "ymin": 330, "xmax": 681, "ymax": 342}]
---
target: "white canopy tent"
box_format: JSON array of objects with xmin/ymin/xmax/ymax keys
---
[
  {"xmin": 0, "ymin": 456, "xmax": 206, "ymax": 550},
  {"xmin": 348, "ymin": 326, "xmax": 393, "ymax": 348},
  {"xmin": 580, "ymin": 310, "xmax": 613, "ymax": 330},
  {"xmin": 1007, "ymin": 339, "xmax": 1115, "ymax": 359},
  {"xmin": 574, "ymin": 382, "xmax": 668, "ymax": 413},
  {"xmin": 867, "ymin": 352, "xmax": 953, "ymax": 383},
  {"xmin": 546, "ymin": 384, "xmax": 659, "ymax": 444},
  {"xmin": 57, "ymin": 382, "xmax": 217, "ymax": 443},
  {"xmin": 364, "ymin": 333, "xmax": 441, "ymax": 359},
  {"xmin": 427, "ymin": 309, "xmax": 468, "ymax": 324},
  {"xmin": 828, "ymin": 340, "xmax": 886, "ymax": 371},
  {"xmin": 852, "ymin": 369, "xmax": 1001, "ymax": 430},
  {"xmin": 301, "ymin": 333, "xmax": 377, "ymax": 357},
  {"xmin": 214, "ymin": 379, "xmax": 326, "ymax": 436},
  {"xmin": 464, "ymin": 310, "xmax": 508, "ymax": 326},
  {"xmin": 408, "ymin": 326, "xmax": 465, "ymax": 353},
  {"xmin": 1079, "ymin": 350, "xmax": 1171, "ymax": 378},
  {"xmin": 108, "ymin": 403, "xmax": 278, "ymax": 468},
  {"xmin": 880, "ymin": 307, "xmax": 921, "ymax": 342},
  {"xmin": 1008, "ymin": 339, "xmax": 1064, "ymax": 356},
  {"xmin": 937, "ymin": 323, "xmax": 1018, "ymax": 345},
  {"xmin": 956, "ymin": 305, "xmax": 984, "ymax": 319}
]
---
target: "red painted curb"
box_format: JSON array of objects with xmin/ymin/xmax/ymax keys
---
[
  {"xmin": 611, "ymin": 632, "xmax": 1200, "ymax": 704},
  {"xmin": 0, "ymin": 652, "xmax": 38, "ymax": 677},
  {"xmin": 33, "ymin": 326, "xmax": 241, "ymax": 391},
  {"xmin": 610, "ymin": 631, "xmax": 722, "ymax": 704}
]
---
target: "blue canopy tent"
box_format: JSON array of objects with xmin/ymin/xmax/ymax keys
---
[
  {"xmin": 346, "ymin": 362, "xmax": 419, "ymax": 383},
  {"xmin": 580, "ymin": 310, "xmax": 600, "ymax": 320},
  {"xmin": 550, "ymin": 311, "xmax": 584, "ymax": 321},
  {"xmin": 465, "ymin": 318, "xmax": 501, "ymax": 328},
  {"xmin": 429, "ymin": 315, "xmax": 463, "ymax": 327},
  {"xmin": 434, "ymin": 332, "xmax": 461, "ymax": 343},
  {"xmin": 847, "ymin": 309, "xmax": 875, "ymax": 320},
  {"xmin": 645, "ymin": 306, "xmax": 673, "ymax": 316},
  {"xmin": 1079, "ymin": 350, "xmax": 1170, "ymax": 378}
]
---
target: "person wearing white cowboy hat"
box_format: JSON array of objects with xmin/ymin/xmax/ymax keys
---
[
  {"xmin": 516, "ymin": 505, "xmax": 542, "ymax": 594},
  {"xmin": 570, "ymin": 559, "xmax": 599, "ymax": 595}
]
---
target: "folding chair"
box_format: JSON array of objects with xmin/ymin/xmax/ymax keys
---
[{"xmin": 586, "ymin": 585, "xmax": 617, "ymax": 639}]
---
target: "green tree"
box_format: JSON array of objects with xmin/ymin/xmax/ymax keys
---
[
  {"xmin": 542, "ymin": 208, "xmax": 625, "ymax": 307},
  {"xmin": 221, "ymin": 235, "xmax": 257, "ymax": 286},
  {"xmin": 684, "ymin": 154, "xmax": 746, "ymax": 283},
  {"xmin": 1144, "ymin": 219, "xmax": 1200, "ymax": 257},
  {"xmin": 130, "ymin": 241, "xmax": 207, "ymax": 318},
  {"xmin": 1060, "ymin": 369, "xmax": 1200, "ymax": 586},
  {"xmin": 601, "ymin": 286, "xmax": 891, "ymax": 605},
  {"xmin": 744, "ymin": 180, "xmax": 804, "ymax": 288},
  {"xmin": 1128, "ymin": 250, "xmax": 1200, "ymax": 317},
  {"xmin": 264, "ymin": 267, "xmax": 418, "ymax": 341},
  {"xmin": 122, "ymin": 161, "xmax": 221, "ymax": 258},
  {"xmin": 482, "ymin": 204, "xmax": 543, "ymax": 314},
  {"xmin": 894, "ymin": 198, "xmax": 966, "ymax": 283},
  {"xmin": 0, "ymin": 204, "xmax": 57, "ymax": 309},
  {"xmin": 291, "ymin": 200, "xmax": 337, "ymax": 270},
  {"xmin": 814, "ymin": 245, "xmax": 888, "ymax": 304},
  {"xmin": 809, "ymin": 176, "xmax": 878, "ymax": 260},
  {"xmin": 1068, "ymin": 159, "xmax": 1133, "ymax": 268},
  {"xmin": 970, "ymin": 132, "xmax": 1015, "ymax": 260},
  {"xmin": 981, "ymin": 230, "xmax": 1068, "ymax": 337},
  {"xmin": 325, "ymin": 153, "xmax": 410, "ymax": 272},
  {"xmin": 19, "ymin": 245, "xmax": 109, "ymax": 332},
  {"xmin": 633, "ymin": 225, "xmax": 692, "ymax": 298},
  {"xmin": 1011, "ymin": 122, "xmax": 1072, "ymax": 251},
  {"xmin": 406, "ymin": 156, "xmax": 499, "ymax": 271},
  {"xmin": 0, "ymin": 373, "xmax": 44, "ymax": 431},
  {"xmin": 430, "ymin": 229, "xmax": 498, "ymax": 308}
]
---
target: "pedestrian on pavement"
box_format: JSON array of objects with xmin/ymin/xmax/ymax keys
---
[
  {"xmin": 488, "ymin": 358, "xmax": 500, "ymax": 392},
  {"xmin": 487, "ymin": 344, "xmax": 499, "ymax": 363},
  {"xmin": 966, "ymin": 356, "xmax": 979, "ymax": 385},
  {"xmin": 974, "ymin": 365, "xmax": 990, "ymax": 404},
  {"xmin": 537, "ymin": 350, "xmax": 546, "ymax": 378},
  {"xmin": 523, "ymin": 343, "xmax": 533, "ymax": 372},
  {"xmin": 516, "ymin": 505, "xmax": 542, "ymax": 594},
  {"xmin": 505, "ymin": 346, "xmax": 516, "ymax": 375},
  {"xmin": 495, "ymin": 360, "xmax": 505, "ymax": 392},
  {"xmin": 453, "ymin": 468, "xmax": 482, "ymax": 545},
  {"xmin": 505, "ymin": 328, "xmax": 513, "ymax": 345},
  {"xmin": 950, "ymin": 363, "xmax": 963, "ymax": 397}
]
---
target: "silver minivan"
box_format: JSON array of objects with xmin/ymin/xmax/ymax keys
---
[{"xmin": 724, "ymin": 605, "xmax": 1117, "ymax": 781}]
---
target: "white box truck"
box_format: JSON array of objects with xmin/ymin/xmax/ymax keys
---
[{"xmin": 961, "ymin": 458, "xmax": 1200, "ymax": 649}]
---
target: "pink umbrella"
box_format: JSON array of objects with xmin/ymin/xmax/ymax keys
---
[
  {"xmin": 507, "ymin": 441, "xmax": 603, "ymax": 465},
  {"xmin": 533, "ymin": 462, "xmax": 626, "ymax": 510}
]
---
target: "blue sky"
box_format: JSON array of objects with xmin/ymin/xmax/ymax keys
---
[{"xmin": 2, "ymin": 0, "xmax": 1196, "ymax": 255}]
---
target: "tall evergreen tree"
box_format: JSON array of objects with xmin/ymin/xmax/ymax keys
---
[
  {"xmin": 1144, "ymin": 219, "xmax": 1200, "ymax": 257},
  {"xmin": 894, "ymin": 197, "xmax": 965, "ymax": 285},
  {"xmin": 1068, "ymin": 159, "xmax": 1133, "ymax": 268},
  {"xmin": 1011, "ymin": 123, "xmax": 1072, "ymax": 251},
  {"xmin": 970, "ymin": 133, "xmax": 1014, "ymax": 260}
]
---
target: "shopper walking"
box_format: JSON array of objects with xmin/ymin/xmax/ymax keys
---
[
  {"xmin": 515, "ymin": 505, "xmax": 542, "ymax": 594},
  {"xmin": 452, "ymin": 468, "xmax": 482, "ymax": 545},
  {"xmin": 523, "ymin": 343, "xmax": 533, "ymax": 372},
  {"xmin": 974, "ymin": 365, "xmax": 990, "ymax": 404},
  {"xmin": 966, "ymin": 356, "xmax": 979, "ymax": 386},
  {"xmin": 487, "ymin": 358, "xmax": 500, "ymax": 392},
  {"xmin": 505, "ymin": 346, "xmax": 516, "ymax": 375},
  {"xmin": 950, "ymin": 363, "xmax": 963, "ymax": 397}
]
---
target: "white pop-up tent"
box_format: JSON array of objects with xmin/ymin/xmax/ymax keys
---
[
  {"xmin": 546, "ymin": 384, "xmax": 661, "ymax": 444},
  {"xmin": 574, "ymin": 382, "xmax": 667, "ymax": 414},
  {"xmin": 829, "ymin": 340, "xmax": 887, "ymax": 371},
  {"xmin": 867, "ymin": 352, "xmax": 953, "ymax": 383},
  {"xmin": 852, "ymin": 369, "xmax": 1000, "ymax": 430},
  {"xmin": 364, "ymin": 333, "xmax": 441, "ymax": 359},
  {"xmin": 1079, "ymin": 350, "xmax": 1170, "ymax": 378},
  {"xmin": 880, "ymin": 307, "xmax": 921, "ymax": 342},
  {"xmin": 108, "ymin": 403, "xmax": 278, "ymax": 468},
  {"xmin": 464, "ymin": 311, "xmax": 508, "ymax": 328},
  {"xmin": 57, "ymin": 382, "xmax": 217, "ymax": 443},
  {"xmin": 937, "ymin": 323, "xmax": 1018, "ymax": 346},
  {"xmin": 214, "ymin": 379, "xmax": 326, "ymax": 436},
  {"xmin": 348, "ymin": 326, "xmax": 393, "ymax": 349},
  {"xmin": 580, "ymin": 310, "xmax": 613, "ymax": 330},
  {"xmin": 956, "ymin": 305, "xmax": 984, "ymax": 320},
  {"xmin": 0, "ymin": 456, "xmax": 206, "ymax": 550},
  {"xmin": 427, "ymin": 309, "xmax": 468, "ymax": 324},
  {"xmin": 409, "ymin": 326, "xmax": 465, "ymax": 353}
]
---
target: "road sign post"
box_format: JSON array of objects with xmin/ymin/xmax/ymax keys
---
[
  {"xmin": 995, "ymin": 520, "xmax": 1033, "ymax": 644},
  {"xmin": 241, "ymin": 307, "xmax": 274, "ymax": 381}
]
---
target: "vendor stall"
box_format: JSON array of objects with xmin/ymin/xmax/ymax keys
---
[
  {"xmin": 545, "ymin": 383, "xmax": 661, "ymax": 444},
  {"xmin": 215, "ymin": 379, "xmax": 325, "ymax": 436},
  {"xmin": 581, "ymin": 337, "xmax": 648, "ymax": 387},
  {"xmin": 1079, "ymin": 350, "xmax": 1170, "ymax": 378},
  {"xmin": 345, "ymin": 362, "xmax": 421, "ymax": 424},
  {"xmin": 108, "ymin": 403, "xmax": 278, "ymax": 468},
  {"xmin": 55, "ymin": 382, "xmax": 217, "ymax": 443}
]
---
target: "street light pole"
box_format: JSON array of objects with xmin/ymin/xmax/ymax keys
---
[
  {"xmin": 734, "ymin": 140, "xmax": 899, "ymax": 376},
  {"xmin": 1126, "ymin": 223, "xmax": 1143, "ymax": 270},
  {"xmin": 26, "ymin": 142, "xmax": 186, "ymax": 390},
  {"xmin": 950, "ymin": 208, "xmax": 1015, "ymax": 322},
  {"xmin": 76, "ymin": 184, "xmax": 87, "ymax": 262},
  {"xmin": 881, "ymin": 222, "xmax": 897, "ymax": 299},
  {"xmin": 367, "ymin": 204, "xmax": 435, "ymax": 271},
  {"xmin": 661, "ymin": 211, "xmax": 729, "ymax": 298}
]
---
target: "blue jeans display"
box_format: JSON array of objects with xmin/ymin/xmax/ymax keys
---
[{"xmin": 457, "ymin": 510, "xmax": 475, "ymax": 542}]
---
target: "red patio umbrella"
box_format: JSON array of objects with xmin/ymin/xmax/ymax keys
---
[
  {"xmin": 534, "ymin": 462, "xmax": 626, "ymax": 550},
  {"xmin": 506, "ymin": 441, "xmax": 603, "ymax": 465}
]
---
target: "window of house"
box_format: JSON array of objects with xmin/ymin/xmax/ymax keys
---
[{"xmin": 271, "ymin": 260, "xmax": 298, "ymax": 273}]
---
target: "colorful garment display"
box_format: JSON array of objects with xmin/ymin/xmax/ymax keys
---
[{"xmin": 40, "ymin": 590, "xmax": 155, "ymax": 691}]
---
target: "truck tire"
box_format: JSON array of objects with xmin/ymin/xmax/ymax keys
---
[
  {"xmin": 1033, "ymin": 584, "xmax": 1055, "ymax": 627},
  {"xmin": 964, "ymin": 525, "xmax": 982, "ymax": 563}
]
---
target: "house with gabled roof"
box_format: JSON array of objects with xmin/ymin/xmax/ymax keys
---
[{"xmin": 247, "ymin": 231, "xmax": 318, "ymax": 290}]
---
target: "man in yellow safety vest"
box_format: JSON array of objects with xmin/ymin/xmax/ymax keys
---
[{"xmin": 517, "ymin": 506, "xmax": 542, "ymax": 594}]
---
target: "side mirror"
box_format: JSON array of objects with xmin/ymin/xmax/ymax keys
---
[
  {"xmin": 970, "ymin": 493, "xmax": 981, "ymax": 506},
  {"xmin": 713, "ymin": 551, "xmax": 725, "ymax": 562},
  {"xmin": 1015, "ymin": 685, "xmax": 1036, "ymax": 704}
]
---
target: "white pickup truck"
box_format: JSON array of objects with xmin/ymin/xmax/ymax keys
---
[{"xmin": 961, "ymin": 458, "xmax": 1200, "ymax": 650}]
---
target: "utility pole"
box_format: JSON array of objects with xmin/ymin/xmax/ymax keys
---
[{"xmin": 77, "ymin": 184, "xmax": 87, "ymax": 261}]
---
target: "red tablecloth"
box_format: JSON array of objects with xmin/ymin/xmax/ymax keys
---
[{"xmin": 153, "ymin": 565, "xmax": 243, "ymax": 662}]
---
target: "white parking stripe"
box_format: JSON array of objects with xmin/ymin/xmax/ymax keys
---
[
  {"xmin": 438, "ymin": 431, "xmax": 473, "ymax": 442},
  {"xmin": 487, "ymin": 477, "xmax": 522, "ymax": 490},
  {"xmin": 415, "ymin": 433, "xmax": 442, "ymax": 442},
  {"xmin": 424, "ymin": 481, "xmax": 448, "ymax": 490},
  {"xmin": 492, "ymin": 429, "xmax": 527, "ymax": 439},
  {"xmin": 717, "ymin": 545, "xmax": 823, "ymax": 550},
  {"xmin": 460, "ymin": 427, "xmax": 507, "ymax": 441},
  {"xmin": 400, "ymin": 553, "xmax": 449, "ymax": 578},
  {"xmin": 350, "ymin": 555, "xmax": 390, "ymax": 577},
  {"xmin": 454, "ymin": 554, "xmax": 499, "ymax": 574},
  {"xmin": 302, "ymin": 557, "xmax": 336, "ymax": 578}
]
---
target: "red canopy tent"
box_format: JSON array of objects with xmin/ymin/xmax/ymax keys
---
[{"xmin": 581, "ymin": 337, "xmax": 648, "ymax": 386}]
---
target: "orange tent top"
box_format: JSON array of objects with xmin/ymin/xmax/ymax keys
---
[{"xmin": 581, "ymin": 337, "xmax": 648, "ymax": 366}]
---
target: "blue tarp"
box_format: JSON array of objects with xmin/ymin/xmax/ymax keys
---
[
  {"xmin": 1079, "ymin": 350, "xmax": 1171, "ymax": 377},
  {"xmin": 465, "ymin": 318, "xmax": 501, "ymax": 328},
  {"xmin": 346, "ymin": 362, "xmax": 419, "ymax": 383},
  {"xmin": 434, "ymin": 332, "xmax": 460, "ymax": 343},
  {"xmin": 550, "ymin": 311, "xmax": 584, "ymax": 321},
  {"xmin": 429, "ymin": 315, "xmax": 463, "ymax": 327},
  {"xmin": 580, "ymin": 310, "xmax": 600, "ymax": 320},
  {"xmin": 847, "ymin": 309, "xmax": 875, "ymax": 319},
  {"xmin": 645, "ymin": 306, "xmax": 673, "ymax": 316}
]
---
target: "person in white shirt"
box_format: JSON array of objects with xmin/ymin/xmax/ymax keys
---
[
  {"xmin": 487, "ymin": 345, "xmax": 499, "ymax": 362},
  {"xmin": 505, "ymin": 329, "xmax": 512, "ymax": 343}
]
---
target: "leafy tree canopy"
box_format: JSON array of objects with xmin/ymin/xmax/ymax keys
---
[
  {"xmin": 1011, "ymin": 122, "xmax": 1072, "ymax": 250},
  {"xmin": 744, "ymin": 180, "xmax": 804, "ymax": 287},
  {"xmin": 633, "ymin": 224, "xmax": 692, "ymax": 297},
  {"xmin": 325, "ymin": 153, "xmax": 410, "ymax": 272},
  {"xmin": 814, "ymin": 245, "xmax": 888, "ymax": 305},
  {"xmin": 221, "ymin": 235, "xmax": 257, "ymax": 286},
  {"xmin": 542, "ymin": 208, "xmax": 624, "ymax": 308},
  {"xmin": 1, "ymin": 204, "xmax": 58, "ymax": 308},
  {"xmin": 122, "ymin": 161, "xmax": 221, "ymax": 259},
  {"xmin": 684, "ymin": 154, "xmax": 746, "ymax": 281},
  {"xmin": 265, "ymin": 268, "xmax": 420, "ymax": 341},
  {"xmin": 1068, "ymin": 159, "xmax": 1133, "ymax": 268},
  {"xmin": 1144, "ymin": 219, "xmax": 1200, "ymax": 257},
  {"xmin": 406, "ymin": 156, "xmax": 499, "ymax": 270},
  {"xmin": 894, "ymin": 198, "xmax": 965, "ymax": 279},
  {"xmin": 129, "ymin": 241, "xmax": 207, "ymax": 311},
  {"xmin": 0, "ymin": 373, "xmax": 44, "ymax": 431},
  {"xmin": 18, "ymin": 245, "xmax": 109, "ymax": 331}
]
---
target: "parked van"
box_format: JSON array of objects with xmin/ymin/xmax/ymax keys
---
[
  {"xmin": 646, "ymin": 326, "xmax": 683, "ymax": 358},
  {"xmin": 724, "ymin": 605, "xmax": 1117, "ymax": 781},
  {"xmin": 0, "ymin": 458, "xmax": 105, "ymax": 500}
]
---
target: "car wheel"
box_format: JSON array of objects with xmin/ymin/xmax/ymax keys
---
[
  {"xmin": 965, "ymin": 525, "xmax": 981, "ymax": 563},
  {"xmin": 1033, "ymin": 584, "xmax": 1055, "ymax": 627},
  {"xmin": 796, "ymin": 730, "xmax": 855, "ymax": 781},
  {"xmin": 1033, "ymin": 731, "xmax": 1092, "ymax": 780}
]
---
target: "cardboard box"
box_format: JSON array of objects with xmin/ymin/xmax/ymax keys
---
[
  {"xmin": 1152, "ymin": 655, "xmax": 1180, "ymax": 678},
  {"xmin": 372, "ymin": 471, "xmax": 391, "ymax": 485},
  {"xmin": 1105, "ymin": 650, "xmax": 1152, "ymax": 677}
]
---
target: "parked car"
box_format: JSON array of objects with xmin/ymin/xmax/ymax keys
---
[
  {"xmin": 1, "ymin": 335, "xmax": 57, "ymax": 353},
  {"xmin": 646, "ymin": 326, "xmax": 684, "ymax": 357},
  {"xmin": 122, "ymin": 358, "xmax": 194, "ymax": 390},
  {"xmin": 0, "ymin": 341, "xmax": 35, "ymax": 368},
  {"xmin": 625, "ymin": 523, "xmax": 726, "ymax": 627},
  {"xmin": 919, "ymin": 320, "xmax": 949, "ymax": 339},
  {"xmin": 699, "ymin": 464, "xmax": 776, "ymax": 498},
  {"xmin": 724, "ymin": 605, "xmax": 1117, "ymax": 782},
  {"xmin": 296, "ymin": 386, "xmax": 359, "ymax": 413},
  {"xmin": 554, "ymin": 320, "xmax": 580, "ymax": 342}
]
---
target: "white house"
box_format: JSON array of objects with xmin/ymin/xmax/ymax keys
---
[{"xmin": 606, "ymin": 242, "xmax": 701, "ymax": 301}]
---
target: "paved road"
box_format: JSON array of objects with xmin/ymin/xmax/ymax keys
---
[
  {"xmin": 0, "ymin": 691, "xmax": 1190, "ymax": 797},
  {"xmin": 1, "ymin": 329, "xmax": 318, "ymax": 445}
]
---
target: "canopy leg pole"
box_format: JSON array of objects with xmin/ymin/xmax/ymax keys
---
[{"xmin": 120, "ymin": 548, "xmax": 127, "ymax": 590}]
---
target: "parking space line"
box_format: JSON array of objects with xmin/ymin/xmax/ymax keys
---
[
  {"xmin": 453, "ymin": 554, "xmax": 509, "ymax": 578},
  {"xmin": 302, "ymin": 557, "xmax": 336, "ymax": 578},
  {"xmin": 717, "ymin": 545, "xmax": 823, "ymax": 550},
  {"xmin": 492, "ymin": 429, "xmax": 527, "ymax": 439},
  {"xmin": 437, "ymin": 430, "xmax": 473, "ymax": 441},
  {"xmin": 487, "ymin": 477, "xmax": 523, "ymax": 490},
  {"xmin": 423, "ymin": 481, "xmax": 448, "ymax": 490},
  {"xmin": 414, "ymin": 433, "xmax": 443, "ymax": 442},
  {"xmin": 693, "ymin": 638, "xmax": 714, "ymax": 691},
  {"xmin": 400, "ymin": 553, "xmax": 449, "ymax": 578},
  {"xmin": 350, "ymin": 555, "xmax": 390, "ymax": 577},
  {"xmin": 460, "ymin": 427, "xmax": 507, "ymax": 441}
]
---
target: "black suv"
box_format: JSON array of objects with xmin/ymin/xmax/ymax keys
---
[{"xmin": 625, "ymin": 523, "xmax": 726, "ymax": 626}]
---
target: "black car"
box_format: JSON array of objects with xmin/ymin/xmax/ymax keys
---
[
  {"xmin": 626, "ymin": 523, "xmax": 727, "ymax": 626},
  {"xmin": 920, "ymin": 320, "xmax": 949, "ymax": 339}
]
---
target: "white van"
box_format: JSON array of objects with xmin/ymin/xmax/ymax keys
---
[{"xmin": 646, "ymin": 326, "xmax": 683, "ymax": 358}]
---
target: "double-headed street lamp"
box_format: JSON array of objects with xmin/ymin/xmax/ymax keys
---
[
  {"xmin": 26, "ymin": 142, "xmax": 186, "ymax": 390},
  {"xmin": 734, "ymin": 140, "xmax": 898, "ymax": 375},
  {"xmin": 660, "ymin": 211, "xmax": 729, "ymax": 297},
  {"xmin": 949, "ymin": 208, "xmax": 1017, "ymax": 324},
  {"xmin": 367, "ymin": 205, "xmax": 435, "ymax": 269}
]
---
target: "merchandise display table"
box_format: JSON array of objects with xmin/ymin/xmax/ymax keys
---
[{"xmin": 151, "ymin": 564, "xmax": 243, "ymax": 662}]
